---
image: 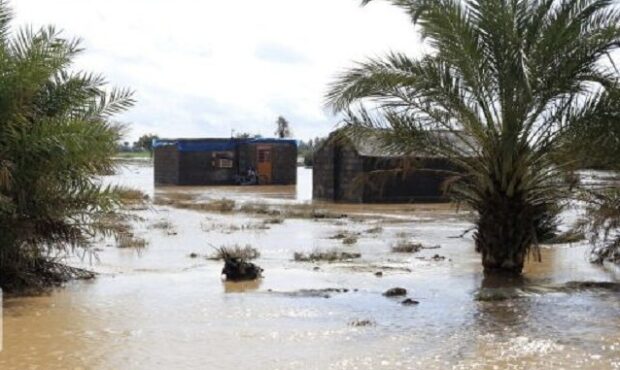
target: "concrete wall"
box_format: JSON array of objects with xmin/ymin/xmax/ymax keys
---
[
  {"xmin": 313, "ymin": 137, "xmax": 452, "ymax": 203},
  {"xmin": 362, "ymin": 157, "xmax": 453, "ymax": 203},
  {"xmin": 238, "ymin": 142, "xmax": 297, "ymax": 185},
  {"xmin": 154, "ymin": 146, "xmax": 179, "ymax": 185},
  {"xmin": 271, "ymin": 143, "xmax": 297, "ymax": 185},
  {"xmin": 178, "ymin": 150, "xmax": 237, "ymax": 185},
  {"xmin": 313, "ymin": 139, "xmax": 363, "ymax": 202}
]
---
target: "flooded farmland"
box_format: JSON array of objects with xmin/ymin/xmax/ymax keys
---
[{"xmin": 1, "ymin": 162, "xmax": 619, "ymax": 370}]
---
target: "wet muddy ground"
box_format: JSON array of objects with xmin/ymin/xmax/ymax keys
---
[{"xmin": 0, "ymin": 162, "xmax": 619, "ymax": 369}]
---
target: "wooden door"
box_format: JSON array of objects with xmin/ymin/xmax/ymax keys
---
[{"xmin": 256, "ymin": 145, "xmax": 272, "ymax": 184}]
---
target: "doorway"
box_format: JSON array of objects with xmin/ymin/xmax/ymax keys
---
[{"xmin": 256, "ymin": 145, "xmax": 272, "ymax": 184}]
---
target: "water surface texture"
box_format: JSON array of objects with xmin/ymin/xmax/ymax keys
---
[{"xmin": 1, "ymin": 163, "xmax": 618, "ymax": 370}]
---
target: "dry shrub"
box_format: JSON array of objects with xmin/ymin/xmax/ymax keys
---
[
  {"xmin": 208, "ymin": 244, "xmax": 260, "ymax": 260},
  {"xmin": 264, "ymin": 217, "xmax": 284, "ymax": 225},
  {"xmin": 365, "ymin": 226, "xmax": 384, "ymax": 234},
  {"xmin": 118, "ymin": 188, "xmax": 150, "ymax": 203},
  {"xmin": 117, "ymin": 233, "xmax": 148, "ymax": 249},
  {"xmin": 294, "ymin": 249, "xmax": 361, "ymax": 262},
  {"xmin": 391, "ymin": 240, "xmax": 423, "ymax": 253},
  {"xmin": 150, "ymin": 219, "xmax": 174, "ymax": 230},
  {"xmin": 342, "ymin": 236, "xmax": 358, "ymax": 245},
  {"xmin": 239, "ymin": 202, "xmax": 280, "ymax": 216}
]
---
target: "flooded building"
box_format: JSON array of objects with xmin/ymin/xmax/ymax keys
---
[
  {"xmin": 313, "ymin": 129, "xmax": 458, "ymax": 203},
  {"xmin": 153, "ymin": 138, "xmax": 297, "ymax": 186}
]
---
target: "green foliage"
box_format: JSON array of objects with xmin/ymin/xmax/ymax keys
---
[
  {"xmin": 0, "ymin": 1, "xmax": 135, "ymax": 291},
  {"xmin": 134, "ymin": 133, "xmax": 159, "ymax": 153},
  {"xmin": 580, "ymin": 188, "xmax": 620, "ymax": 264},
  {"xmin": 327, "ymin": 0, "xmax": 620, "ymax": 273}
]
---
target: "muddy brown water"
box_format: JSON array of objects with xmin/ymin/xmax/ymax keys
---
[{"xmin": 1, "ymin": 163, "xmax": 619, "ymax": 369}]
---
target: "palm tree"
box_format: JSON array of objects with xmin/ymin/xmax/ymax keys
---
[
  {"xmin": 326, "ymin": 0, "xmax": 620, "ymax": 274},
  {"xmin": 0, "ymin": 1, "xmax": 134, "ymax": 291}
]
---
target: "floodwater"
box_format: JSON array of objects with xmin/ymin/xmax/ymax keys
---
[{"xmin": 1, "ymin": 162, "xmax": 619, "ymax": 370}]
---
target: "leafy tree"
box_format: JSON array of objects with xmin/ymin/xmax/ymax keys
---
[
  {"xmin": 134, "ymin": 134, "xmax": 159, "ymax": 153},
  {"xmin": 0, "ymin": 1, "xmax": 135, "ymax": 291},
  {"xmin": 327, "ymin": 0, "xmax": 620, "ymax": 274},
  {"xmin": 275, "ymin": 116, "xmax": 292, "ymax": 138}
]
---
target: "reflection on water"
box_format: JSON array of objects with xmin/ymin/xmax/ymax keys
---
[
  {"xmin": 1, "ymin": 163, "xmax": 618, "ymax": 370},
  {"xmin": 223, "ymin": 279, "xmax": 263, "ymax": 293}
]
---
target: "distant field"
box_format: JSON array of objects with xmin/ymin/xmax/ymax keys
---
[{"xmin": 115, "ymin": 151, "xmax": 151, "ymax": 159}]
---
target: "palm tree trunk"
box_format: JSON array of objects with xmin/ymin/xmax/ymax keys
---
[{"xmin": 474, "ymin": 193, "xmax": 536, "ymax": 275}]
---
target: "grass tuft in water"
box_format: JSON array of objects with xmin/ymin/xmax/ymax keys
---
[
  {"xmin": 208, "ymin": 244, "xmax": 260, "ymax": 261},
  {"xmin": 294, "ymin": 249, "xmax": 361, "ymax": 262}
]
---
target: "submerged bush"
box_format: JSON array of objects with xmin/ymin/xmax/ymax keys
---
[{"xmin": 0, "ymin": 2, "xmax": 134, "ymax": 292}]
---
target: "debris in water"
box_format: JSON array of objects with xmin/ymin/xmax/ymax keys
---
[
  {"xmin": 416, "ymin": 254, "xmax": 447, "ymax": 262},
  {"xmin": 271, "ymin": 288, "xmax": 351, "ymax": 299},
  {"xmin": 383, "ymin": 287, "xmax": 407, "ymax": 297},
  {"xmin": 349, "ymin": 319, "xmax": 376, "ymax": 327},
  {"xmin": 401, "ymin": 298, "xmax": 420, "ymax": 306},
  {"xmin": 365, "ymin": 226, "xmax": 384, "ymax": 234},
  {"xmin": 391, "ymin": 240, "xmax": 423, "ymax": 253},
  {"xmin": 216, "ymin": 246, "xmax": 263, "ymax": 281},
  {"xmin": 342, "ymin": 236, "xmax": 358, "ymax": 245},
  {"xmin": 330, "ymin": 230, "xmax": 360, "ymax": 240}
]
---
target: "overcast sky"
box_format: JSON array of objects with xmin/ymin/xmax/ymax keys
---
[{"xmin": 13, "ymin": 0, "xmax": 425, "ymax": 142}]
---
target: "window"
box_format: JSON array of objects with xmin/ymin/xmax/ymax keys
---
[
  {"xmin": 218, "ymin": 159, "xmax": 233, "ymax": 168},
  {"xmin": 258, "ymin": 149, "xmax": 271, "ymax": 163}
]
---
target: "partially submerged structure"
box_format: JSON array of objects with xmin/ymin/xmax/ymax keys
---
[
  {"xmin": 313, "ymin": 129, "xmax": 460, "ymax": 203},
  {"xmin": 154, "ymin": 138, "xmax": 297, "ymax": 186}
]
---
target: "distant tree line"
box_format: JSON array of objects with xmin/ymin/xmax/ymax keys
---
[
  {"xmin": 298, "ymin": 137, "xmax": 326, "ymax": 167},
  {"xmin": 118, "ymin": 134, "xmax": 160, "ymax": 154}
]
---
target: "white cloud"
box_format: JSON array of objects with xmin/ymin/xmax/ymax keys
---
[{"xmin": 12, "ymin": 0, "xmax": 425, "ymax": 141}]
